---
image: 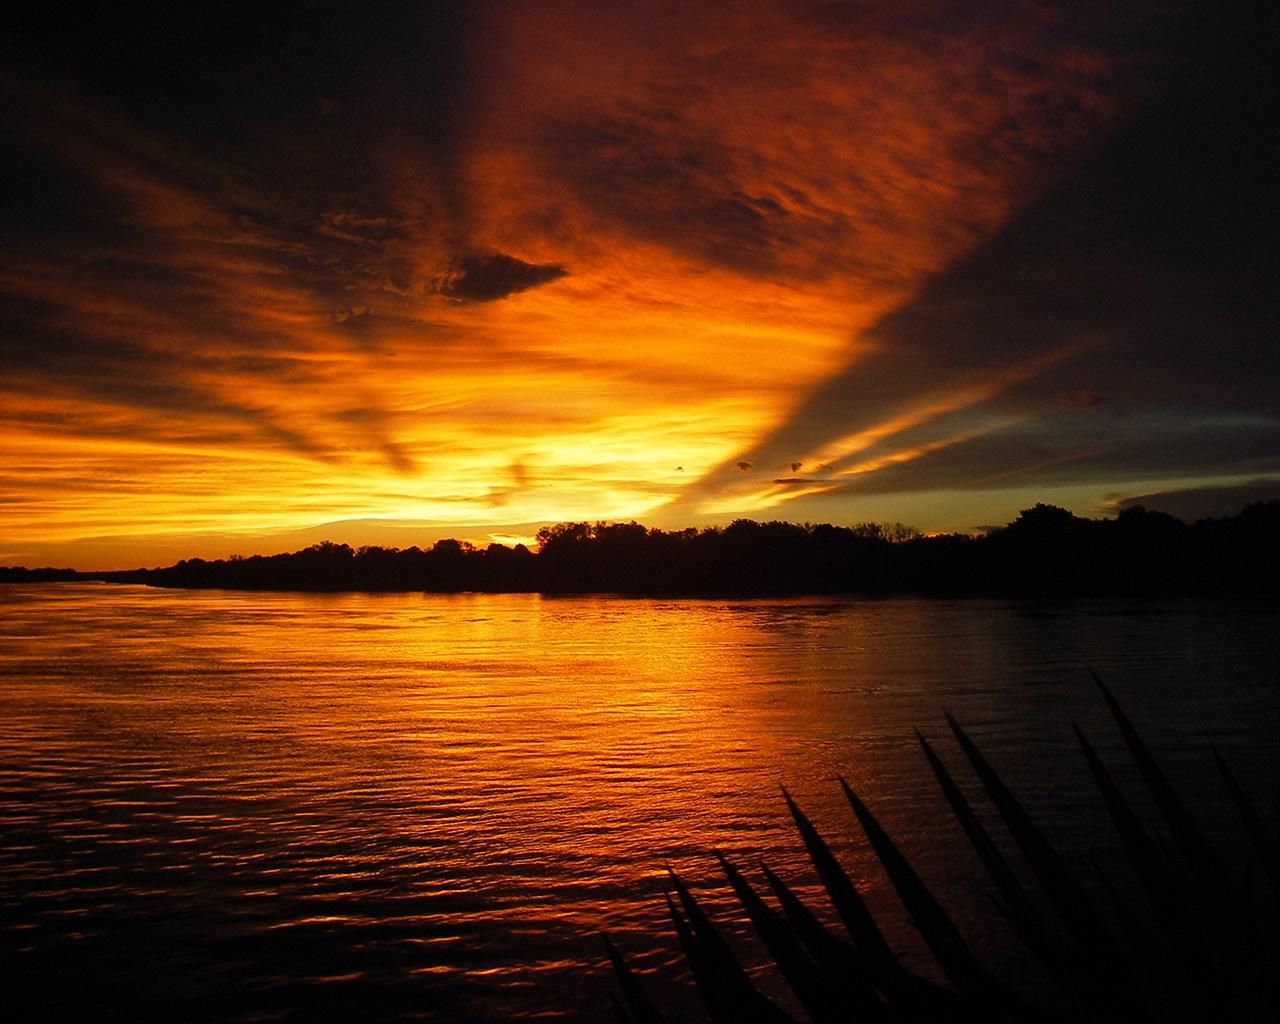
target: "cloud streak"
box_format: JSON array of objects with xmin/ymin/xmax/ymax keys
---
[{"xmin": 669, "ymin": 5, "xmax": 1277, "ymax": 525}]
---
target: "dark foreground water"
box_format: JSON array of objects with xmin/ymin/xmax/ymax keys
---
[{"xmin": 0, "ymin": 585, "xmax": 1276, "ymax": 1021}]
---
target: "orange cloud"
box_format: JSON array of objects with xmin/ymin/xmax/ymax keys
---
[{"xmin": 0, "ymin": 3, "xmax": 1208, "ymax": 566}]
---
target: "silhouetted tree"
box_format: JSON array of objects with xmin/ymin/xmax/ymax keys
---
[{"xmin": 9, "ymin": 501, "xmax": 1276, "ymax": 597}]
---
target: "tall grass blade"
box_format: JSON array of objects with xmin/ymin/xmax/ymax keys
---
[
  {"xmin": 946, "ymin": 716, "xmax": 1116, "ymax": 951},
  {"xmin": 781, "ymin": 787, "xmax": 896, "ymax": 970},
  {"xmin": 1073, "ymin": 723, "xmax": 1187, "ymax": 944},
  {"xmin": 611, "ymin": 989, "xmax": 636, "ymax": 1024},
  {"xmin": 946, "ymin": 714, "xmax": 1142, "ymax": 1021},
  {"xmin": 667, "ymin": 870, "xmax": 795, "ymax": 1024},
  {"xmin": 668, "ymin": 869, "xmax": 751, "ymax": 984},
  {"xmin": 1089, "ymin": 669, "xmax": 1230, "ymax": 900},
  {"xmin": 757, "ymin": 862, "xmax": 849, "ymax": 964},
  {"xmin": 758, "ymin": 861, "xmax": 891, "ymax": 1021},
  {"xmin": 717, "ymin": 853, "xmax": 842, "ymax": 1024},
  {"xmin": 1210, "ymin": 742, "xmax": 1278, "ymax": 885},
  {"xmin": 619, "ymin": 681, "xmax": 1274, "ymax": 1023},
  {"xmin": 603, "ymin": 934, "xmax": 668, "ymax": 1024},
  {"xmin": 838, "ymin": 776, "xmax": 985, "ymax": 996},
  {"xmin": 664, "ymin": 892, "xmax": 731, "ymax": 1022},
  {"xmin": 917, "ymin": 730, "xmax": 1054, "ymax": 965}
]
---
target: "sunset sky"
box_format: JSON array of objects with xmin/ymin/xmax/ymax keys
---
[{"xmin": 2, "ymin": 2, "xmax": 1276, "ymax": 569}]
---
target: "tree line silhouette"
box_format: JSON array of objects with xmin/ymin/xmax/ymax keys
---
[{"xmin": 3, "ymin": 501, "xmax": 1277, "ymax": 596}]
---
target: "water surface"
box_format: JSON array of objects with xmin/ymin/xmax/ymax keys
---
[{"xmin": 1, "ymin": 585, "xmax": 1275, "ymax": 1021}]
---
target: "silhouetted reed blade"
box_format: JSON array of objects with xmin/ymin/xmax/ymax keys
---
[{"xmin": 605, "ymin": 673, "xmax": 1276, "ymax": 1022}]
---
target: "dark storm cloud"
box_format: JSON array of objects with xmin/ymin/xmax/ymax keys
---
[
  {"xmin": 827, "ymin": 411, "xmax": 1280, "ymax": 497},
  {"xmin": 542, "ymin": 114, "xmax": 852, "ymax": 277},
  {"xmin": 2, "ymin": 2, "xmax": 484, "ymax": 284},
  {"xmin": 4, "ymin": 4, "xmax": 480, "ymax": 181},
  {"xmin": 1112, "ymin": 479, "xmax": 1280, "ymax": 521},
  {"xmin": 434, "ymin": 252, "xmax": 569, "ymax": 303},
  {"xmin": 529, "ymin": 1, "xmax": 1188, "ymax": 285},
  {"xmin": 679, "ymin": 5, "xmax": 1278, "ymax": 504}
]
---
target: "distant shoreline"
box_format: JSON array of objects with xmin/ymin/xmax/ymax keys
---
[
  {"xmin": 5, "ymin": 579, "xmax": 1278, "ymax": 605},
  {"xmin": 5, "ymin": 502, "xmax": 1277, "ymax": 599}
]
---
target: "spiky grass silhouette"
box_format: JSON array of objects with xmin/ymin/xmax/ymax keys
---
[{"xmin": 605, "ymin": 672, "xmax": 1277, "ymax": 1022}]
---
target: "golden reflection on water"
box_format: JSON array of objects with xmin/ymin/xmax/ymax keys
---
[{"xmin": 0, "ymin": 585, "xmax": 1276, "ymax": 1021}]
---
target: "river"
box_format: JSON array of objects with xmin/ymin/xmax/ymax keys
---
[{"xmin": 1, "ymin": 584, "xmax": 1275, "ymax": 1021}]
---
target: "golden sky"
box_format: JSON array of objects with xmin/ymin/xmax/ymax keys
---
[{"xmin": 2, "ymin": 2, "xmax": 1276, "ymax": 568}]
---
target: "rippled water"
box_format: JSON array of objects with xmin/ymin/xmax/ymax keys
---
[{"xmin": 1, "ymin": 585, "xmax": 1276, "ymax": 1021}]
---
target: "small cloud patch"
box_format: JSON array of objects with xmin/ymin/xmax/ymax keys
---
[{"xmin": 435, "ymin": 251, "xmax": 568, "ymax": 303}]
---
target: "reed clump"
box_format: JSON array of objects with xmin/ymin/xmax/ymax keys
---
[{"xmin": 606, "ymin": 671, "xmax": 1277, "ymax": 1022}]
